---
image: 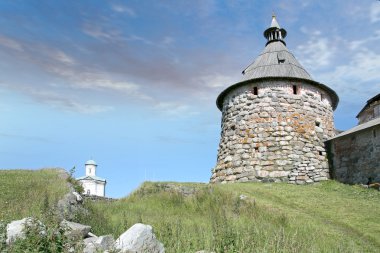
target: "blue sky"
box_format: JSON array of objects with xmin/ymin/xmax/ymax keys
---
[{"xmin": 1, "ymin": 0, "xmax": 380, "ymax": 198}]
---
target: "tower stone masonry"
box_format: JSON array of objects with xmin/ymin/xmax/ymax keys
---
[{"xmin": 211, "ymin": 16, "xmax": 339, "ymax": 184}]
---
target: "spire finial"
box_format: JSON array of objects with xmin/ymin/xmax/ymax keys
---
[{"xmin": 263, "ymin": 15, "xmax": 287, "ymax": 46}]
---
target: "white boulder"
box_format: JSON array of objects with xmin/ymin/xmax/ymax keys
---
[
  {"xmin": 6, "ymin": 218, "xmax": 45, "ymax": 245},
  {"xmin": 115, "ymin": 223, "xmax": 165, "ymax": 253}
]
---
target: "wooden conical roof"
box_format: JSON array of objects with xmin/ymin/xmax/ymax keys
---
[
  {"xmin": 215, "ymin": 16, "xmax": 339, "ymax": 111},
  {"xmin": 242, "ymin": 40, "xmax": 313, "ymax": 81}
]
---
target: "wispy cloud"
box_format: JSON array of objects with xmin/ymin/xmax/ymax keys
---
[
  {"xmin": 297, "ymin": 31, "xmax": 335, "ymax": 70},
  {"xmin": 329, "ymin": 49, "xmax": 380, "ymax": 83},
  {"xmin": 0, "ymin": 35, "xmax": 24, "ymax": 52},
  {"xmin": 111, "ymin": 4, "xmax": 136, "ymax": 17},
  {"xmin": 347, "ymin": 30, "xmax": 380, "ymax": 50},
  {"xmin": 0, "ymin": 133, "xmax": 51, "ymax": 143},
  {"xmin": 125, "ymin": 35, "xmax": 154, "ymax": 45},
  {"xmin": 47, "ymin": 49, "xmax": 76, "ymax": 65},
  {"xmin": 370, "ymin": 2, "xmax": 380, "ymax": 23},
  {"xmin": 82, "ymin": 23, "xmax": 122, "ymax": 41},
  {"xmin": 27, "ymin": 89, "xmax": 114, "ymax": 114},
  {"xmin": 319, "ymin": 48, "xmax": 380, "ymax": 102},
  {"xmin": 153, "ymin": 102, "xmax": 199, "ymax": 117},
  {"xmin": 198, "ymin": 73, "xmax": 236, "ymax": 88}
]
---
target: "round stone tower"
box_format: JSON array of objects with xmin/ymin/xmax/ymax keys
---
[{"xmin": 211, "ymin": 16, "xmax": 339, "ymax": 184}]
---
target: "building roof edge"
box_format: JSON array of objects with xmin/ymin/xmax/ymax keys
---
[{"xmin": 216, "ymin": 77, "xmax": 339, "ymax": 111}]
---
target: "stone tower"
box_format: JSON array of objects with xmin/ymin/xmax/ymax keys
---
[{"xmin": 211, "ymin": 16, "xmax": 339, "ymax": 184}]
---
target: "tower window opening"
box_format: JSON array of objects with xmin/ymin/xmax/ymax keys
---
[
  {"xmin": 319, "ymin": 151, "xmax": 323, "ymax": 156},
  {"xmin": 292, "ymin": 85, "xmax": 298, "ymax": 95},
  {"xmin": 321, "ymin": 93, "xmax": 325, "ymax": 101},
  {"xmin": 315, "ymin": 121, "xmax": 321, "ymax": 127},
  {"xmin": 253, "ymin": 87, "xmax": 258, "ymax": 95}
]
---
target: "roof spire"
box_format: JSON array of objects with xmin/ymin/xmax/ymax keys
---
[
  {"xmin": 263, "ymin": 15, "xmax": 287, "ymax": 46},
  {"xmin": 270, "ymin": 12, "xmax": 280, "ymax": 28}
]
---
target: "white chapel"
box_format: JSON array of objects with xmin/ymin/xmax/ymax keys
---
[{"xmin": 77, "ymin": 159, "xmax": 106, "ymax": 197}]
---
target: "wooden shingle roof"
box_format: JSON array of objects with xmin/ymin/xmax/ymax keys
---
[
  {"xmin": 242, "ymin": 41, "xmax": 313, "ymax": 81},
  {"xmin": 356, "ymin": 93, "xmax": 380, "ymax": 118}
]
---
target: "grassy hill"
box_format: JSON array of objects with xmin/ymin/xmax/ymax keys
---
[
  {"xmin": 1, "ymin": 169, "xmax": 380, "ymax": 252},
  {"xmin": 0, "ymin": 169, "xmax": 70, "ymax": 221},
  {"xmin": 80, "ymin": 181, "xmax": 380, "ymax": 253}
]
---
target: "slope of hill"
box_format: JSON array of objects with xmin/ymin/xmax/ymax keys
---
[
  {"xmin": 79, "ymin": 181, "xmax": 380, "ymax": 253},
  {"xmin": 0, "ymin": 169, "xmax": 70, "ymax": 221},
  {"xmin": 1, "ymin": 169, "xmax": 379, "ymax": 252}
]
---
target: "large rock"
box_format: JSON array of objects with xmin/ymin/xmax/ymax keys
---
[
  {"xmin": 96, "ymin": 235, "xmax": 115, "ymax": 250},
  {"xmin": 61, "ymin": 220, "xmax": 91, "ymax": 239},
  {"xmin": 115, "ymin": 223, "xmax": 165, "ymax": 253},
  {"xmin": 83, "ymin": 235, "xmax": 115, "ymax": 253},
  {"xmin": 57, "ymin": 191, "xmax": 87, "ymax": 221},
  {"xmin": 83, "ymin": 237, "xmax": 97, "ymax": 253},
  {"xmin": 6, "ymin": 218, "xmax": 45, "ymax": 245}
]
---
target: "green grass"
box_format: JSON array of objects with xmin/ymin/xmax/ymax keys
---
[
  {"xmin": 79, "ymin": 181, "xmax": 380, "ymax": 253},
  {"xmin": 0, "ymin": 169, "xmax": 69, "ymax": 222},
  {"xmin": 1, "ymin": 169, "xmax": 379, "ymax": 252}
]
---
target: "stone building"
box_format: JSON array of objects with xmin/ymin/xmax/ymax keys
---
[
  {"xmin": 327, "ymin": 94, "xmax": 380, "ymax": 184},
  {"xmin": 211, "ymin": 16, "xmax": 339, "ymax": 184},
  {"xmin": 357, "ymin": 94, "xmax": 380, "ymax": 124},
  {"xmin": 77, "ymin": 159, "xmax": 106, "ymax": 197}
]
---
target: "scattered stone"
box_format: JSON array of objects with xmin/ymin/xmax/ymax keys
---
[
  {"xmin": 368, "ymin": 183, "xmax": 380, "ymax": 190},
  {"xmin": 83, "ymin": 237, "xmax": 97, "ymax": 253},
  {"xmin": 87, "ymin": 232, "xmax": 97, "ymax": 238},
  {"xmin": 239, "ymin": 194, "xmax": 248, "ymax": 200},
  {"xmin": 72, "ymin": 191, "xmax": 83, "ymax": 203},
  {"xmin": 96, "ymin": 235, "xmax": 115, "ymax": 251},
  {"xmin": 115, "ymin": 223, "xmax": 165, "ymax": 253},
  {"xmin": 61, "ymin": 220, "xmax": 91, "ymax": 239}
]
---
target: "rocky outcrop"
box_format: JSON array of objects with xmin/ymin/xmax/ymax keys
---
[
  {"xmin": 57, "ymin": 191, "xmax": 87, "ymax": 221},
  {"xmin": 115, "ymin": 223, "xmax": 165, "ymax": 253},
  {"xmin": 4, "ymin": 218, "xmax": 165, "ymax": 253}
]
